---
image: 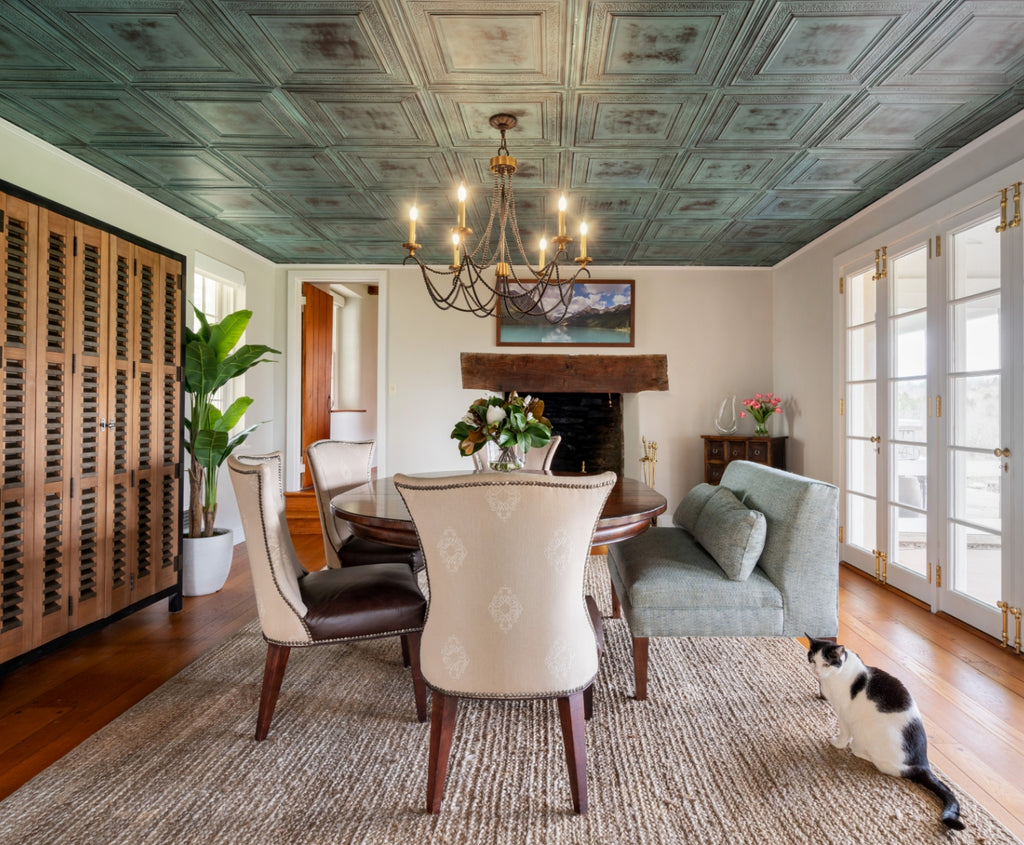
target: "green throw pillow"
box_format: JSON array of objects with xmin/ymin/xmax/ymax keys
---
[
  {"xmin": 693, "ymin": 486, "xmax": 767, "ymax": 581},
  {"xmin": 672, "ymin": 482, "xmax": 718, "ymax": 532}
]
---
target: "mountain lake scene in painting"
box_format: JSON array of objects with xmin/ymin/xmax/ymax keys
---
[{"xmin": 498, "ymin": 281, "xmax": 634, "ymax": 345}]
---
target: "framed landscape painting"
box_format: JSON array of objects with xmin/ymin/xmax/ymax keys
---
[{"xmin": 496, "ymin": 280, "xmax": 635, "ymax": 347}]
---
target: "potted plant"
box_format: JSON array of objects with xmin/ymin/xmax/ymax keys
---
[{"xmin": 182, "ymin": 306, "xmax": 280, "ymax": 595}]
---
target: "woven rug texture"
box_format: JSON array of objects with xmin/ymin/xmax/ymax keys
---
[{"xmin": 1, "ymin": 558, "xmax": 1019, "ymax": 845}]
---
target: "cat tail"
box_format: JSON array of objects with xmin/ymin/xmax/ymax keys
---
[{"xmin": 905, "ymin": 766, "xmax": 965, "ymax": 830}]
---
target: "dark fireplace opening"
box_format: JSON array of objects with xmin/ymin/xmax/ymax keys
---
[{"xmin": 536, "ymin": 392, "xmax": 623, "ymax": 476}]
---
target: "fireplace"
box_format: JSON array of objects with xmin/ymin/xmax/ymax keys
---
[{"xmin": 460, "ymin": 353, "xmax": 668, "ymax": 475}]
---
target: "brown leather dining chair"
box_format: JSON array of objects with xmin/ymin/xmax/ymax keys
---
[
  {"xmin": 228, "ymin": 452, "xmax": 428, "ymax": 740},
  {"xmin": 306, "ymin": 438, "xmax": 423, "ymax": 570},
  {"xmin": 394, "ymin": 470, "xmax": 616, "ymax": 814}
]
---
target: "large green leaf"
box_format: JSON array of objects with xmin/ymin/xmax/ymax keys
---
[
  {"xmin": 207, "ymin": 310, "xmax": 251, "ymax": 362},
  {"xmin": 191, "ymin": 429, "xmax": 230, "ymax": 472}
]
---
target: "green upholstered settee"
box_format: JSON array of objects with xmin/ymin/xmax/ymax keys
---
[{"xmin": 607, "ymin": 460, "xmax": 839, "ymax": 700}]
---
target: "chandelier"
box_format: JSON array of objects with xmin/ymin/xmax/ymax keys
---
[{"xmin": 401, "ymin": 114, "xmax": 592, "ymax": 322}]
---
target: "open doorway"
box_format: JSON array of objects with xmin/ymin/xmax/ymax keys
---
[{"xmin": 288, "ymin": 271, "xmax": 384, "ymax": 491}]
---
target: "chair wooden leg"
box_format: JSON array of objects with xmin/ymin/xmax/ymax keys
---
[
  {"xmin": 427, "ymin": 692, "xmax": 458, "ymax": 814},
  {"xmin": 400, "ymin": 634, "xmax": 411, "ymax": 668},
  {"xmin": 557, "ymin": 691, "xmax": 588, "ymax": 813},
  {"xmin": 404, "ymin": 631, "xmax": 427, "ymax": 723},
  {"xmin": 610, "ymin": 580, "xmax": 621, "ymax": 619},
  {"xmin": 633, "ymin": 637, "xmax": 649, "ymax": 701},
  {"xmin": 583, "ymin": 683, "xmax": 594, "ymax": 721},
  {"xmin": 256, "ymin": 643, "xmax": 291, "ymax": 741}
]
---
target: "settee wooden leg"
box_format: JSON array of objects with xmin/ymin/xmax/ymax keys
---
[
  {"xmin": 610, "ymin": 581, "xmax": 621, "ymax": 619},
  {"xmin": 256, "ymin": 643, "xmax": 290, "ymax": 741},
  {"xmin": 633, "ymin": 637, "xmax": 649, "ymax": 701}
]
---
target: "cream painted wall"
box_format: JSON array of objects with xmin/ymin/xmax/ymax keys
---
[{"xmin": 773, "ymin": 109, "xmax": 1024, "ymax": 485}]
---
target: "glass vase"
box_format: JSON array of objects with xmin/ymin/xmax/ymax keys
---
[
  {"xmin": 487, "ymin": 440, "xmax": 524, "ymax": 472},
  {"xmin": 753, "ymin": 419, "xmax": 770, "ymax": 436}
]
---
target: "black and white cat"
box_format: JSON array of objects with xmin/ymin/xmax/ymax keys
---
[{"xmin": 805, "ymin": 635, "xmax": 964, "ymax": 831}]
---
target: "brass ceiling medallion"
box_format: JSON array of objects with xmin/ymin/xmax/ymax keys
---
[{"xmin": 401, "ymin": 114, "xmax": 592, "ymax": 321}]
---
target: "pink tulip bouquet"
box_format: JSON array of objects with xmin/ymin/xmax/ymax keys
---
[{"xmin": 740, "ymin": 392, "xmax": 782, "ymax": 435}]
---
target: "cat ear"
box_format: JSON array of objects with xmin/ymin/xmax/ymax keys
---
[{"xmin": 825, "ymin": 644, "xmax": 847, "ymax": 664}]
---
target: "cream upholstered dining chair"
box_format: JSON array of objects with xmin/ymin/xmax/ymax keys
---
[
  {"xmin": 228, "ymin": 452, "xmax": 427, "ymax": 741},
  {"xmin": 306, "ymin": 439, "xmax": 422, "ymax": 570},
  {"xmin": 470, "ymin": 434, "xmax": 562, "ymax": 471},
  {"xmin": 394, "ymin": 470, "xmax": 616, "ymax": 814}
]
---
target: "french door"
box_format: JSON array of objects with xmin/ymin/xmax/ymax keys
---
[{"xmin": 840, "ymin": 195, "xmax": 1022, "ymax": 641}]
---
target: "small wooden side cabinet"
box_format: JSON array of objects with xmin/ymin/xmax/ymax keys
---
[{"xmin": 701, "ymin": 435, "xmax": 787, "ymax": 484}]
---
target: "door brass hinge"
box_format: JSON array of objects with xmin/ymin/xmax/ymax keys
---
[
  {"xmin": 935, "ymin": 395, "xmax": 942, "ymax": 418},
  {"xmin": 839, "ymin": 398, "xmax": 844, "ymax": 416},
  {"xmin": 936, "ymin": 563, "xmax": 942, "ymax": 587},
  {"xmin": 839, "ymin": 276, "xmax": 844, "ymax": 294},
  {"xmin": 838, "ymin": 525, "xmax": 844, "ymax": 544},
  {"xmin": 998, "ymin": 601, "xmax": 1010, "ymax": 647},
  {"xmin": 927, "ymin": 561, "xmax": 932, "ymax": 584},
  {"xmin": 935, "ymin": 234, "xmax": 941, "ymax": 257}
]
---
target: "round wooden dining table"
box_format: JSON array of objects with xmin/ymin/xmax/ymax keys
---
[{"xmin": 330, "ymin": 471, "xmax": 667, "ymax": 549}]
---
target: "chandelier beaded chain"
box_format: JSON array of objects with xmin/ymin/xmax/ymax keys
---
[{"xmin": 401, "ymin": 114, "xmax": 592, "ymax": 322}]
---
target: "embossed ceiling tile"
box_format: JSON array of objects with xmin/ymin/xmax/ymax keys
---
[
  {"xmin": 343, "ymin": 150, "xmax": 457, "ymax": 190},
  {"xmin": 454, "ymin": 150, "xmax": 561, "ymax": 189},
  {"xmin": 42, "ymin": 0, "xmax": 261, "ymax": 84},
  {"xmin": 673, "ymin": 150, "xmax": 796, "ymax": 188},
  {"xmin": 721, "ymin": 217, "xmax": 828, "ymax": 244},
  {"xmin": 119, "ymin": 149, "xmax": 254, "ymax": 188},
  {"xmin": 228, "ymin": 217, "xmax": 325, "ymax": 241},
  {"xmin": 584, "ymin": 240, "xmax": 638, "ymax": 264},
  {"xmin": 776, "ymin": 148, "xmax": 900, "ymax": 189},
  {"xmin": 570, "ymin": 152, "xmax": 675, "ymax": 188},
  {"xmin": 229, "ymin": 149, "xmax": 352, "ymax": 188},
  {"xmin": 287, "ymin": 90, "xmax": 435, "ymax": 146},
  {"xmin": 577, "ymin": 191, "xmax": 659, "ymax": 218},
  {"xmin": 434, "ymin": 94, "xmax": 562, "ymax": 146},
  {"xmin": 182, "ymin": 188, "xmax": 291, "ymax": 218},
  {"xmin": 746, "ymin": 189, "xmax": 854, "ymax": 219},
  {"xmin": 581, "ymin": 1, "xmax": 752, "ymax": 86},
  {"xmin": 277, "ymin": 191, "xmax": 382, "ymax": 219},
  {"xmin": 936, "ymin": 91, "xmax": 1024, "ymax": 149},
  {"xmin": 882, "ymin": 0, "xmax": 1024, "ymax": 89},
  {"xmin": 733, "ymin": 0, "xmax": 932, "ymax": 87},
  {"xmin": 574, "ymin": 92, "xmax": 705, "ymax": 146},
  {"xmin": 1, "ymin": 86, "xmax": 195, "ymax": 145},
  {"xmin": 655, "ymin": 189, "xmax": 754, "ymax": 218},
  {"xmin": 824, "ymin": 91, "xmax": 981, "ymax": 149},
  {"xmin": 147, "ymin": 88, "xmax": 317, "ymax": 145},
  {"xmin": 0, "ymin": 4, "xmax": 118, "ymax": 82},
  {"xmin": 697, "ymin": 91, "xmax": 847, "ymax": 147},
  {"xmin": 645, "ymin": 219, "xmax": 731, "ymax": 241},
  {"xmin": 630, "ymin": 240, "xmax": 707, "ymax": 263},
  {"xmin": 219, "ymin": 0, "xmax": 410, "ymax": 85},
  {"xmin": 311, "ymin": 219, "xmax": 406, "ymax": 243},
  {"xmin": 570, "ymin": 217, "xmax": 642, "ymax": 243},
  {"xmin": 402, "ymin": 1, "xmax": 565, "ymax": 85},
  {"xmin": 698, "ymin": 240, "xmax": 796, "ymax": 265}
]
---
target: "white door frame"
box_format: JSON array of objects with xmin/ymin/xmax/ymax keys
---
[{"xmin": 285, "ymin": 268, "xmax": 389, "ymax": 491}]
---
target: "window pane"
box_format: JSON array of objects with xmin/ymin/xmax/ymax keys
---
[
  {"xmin": 847, "ymin": 270, "xmax": 875, "ymax": 326},
  {"xmin": 847, "ymin": 324, "xmax": 876, "ymax": 381},
  {"xmin": 952, "ymin": 218, "xmax": 1000, "ymax": 299},
  {"xmin": 892, "ymin": 444, "xmax": 926, "ymax": 511},
  {"xmin": 950, "ymin": 374, "xmax": 999, "ymax": 449},
  {"xmin": 891, "ymin": 502, "xmax": 927, "ymax": 578},
  {"xmin": 893, "ymin": 311, "xmax": 926, "ymax": 378},
  {"xmin": 847, "ymin": 382, "xmax": 875, "ymax": 438},
  {"xmin": 847, "ymin": 493, "xmax": 876, "ymax": 553},
  {"xmin": 950, "ymin": 523, "xmax": 1000, "ymax": 607},
  {"xmin": 892, "ymin": 378, "xmax": 926, "ymax": 443},
  {"xmin": 847, "ymin": 439, "xmax": 876, "ymax": 497},
  {"xmin": 951, "ymin": 449, "xmax": 1001, "ymax": 531},
  {"xmin": 950, "ymin": 294, "xmax": 1000, "ymax": 372},
  {"xmin": 891, "ymin": 248, "xmax": 927, "ymax": 315}
]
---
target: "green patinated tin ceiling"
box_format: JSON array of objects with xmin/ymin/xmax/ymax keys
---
[{"xmin": 1, "ymin": 0, "xmax": 1022, "ymax": 266}]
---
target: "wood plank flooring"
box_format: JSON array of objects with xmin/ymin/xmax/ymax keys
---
[{"xmin": 1, "ymin": 539, "xmax": 1022, "ymax": 841}]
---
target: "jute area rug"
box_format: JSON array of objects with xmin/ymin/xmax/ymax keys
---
[{"xmin": 1, "ymin": 559, "xmax": 1019, "ymax": 845}]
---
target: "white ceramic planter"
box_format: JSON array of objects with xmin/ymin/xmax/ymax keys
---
[{"xmin": 181, "ymin": 529, "xmax": 235, "ymax": 597}]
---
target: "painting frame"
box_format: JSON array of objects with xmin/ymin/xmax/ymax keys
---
[{"xmin": 495, "ymin": 280, "xmax": 635, "ymax": 347}]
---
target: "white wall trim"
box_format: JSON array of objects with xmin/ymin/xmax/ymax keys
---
[{"xmin": 285, "ymin": 268, "xmax": 388, "ymax": 491}]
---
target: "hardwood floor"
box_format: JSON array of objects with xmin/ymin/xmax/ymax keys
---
[{"xmin": 1, "ymin": 540, "xmax": 1022, "ymax": 840}]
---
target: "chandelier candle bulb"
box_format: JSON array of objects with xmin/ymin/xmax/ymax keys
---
[
  {"xmin": 579, "ymin": 222, "xmax": 588, "ymax": 259},
  {"xmin": 457, "ymin": 184, "xmax": 466, "ymax": 230},
  {"xmin": 408, "ymin": 206, "xmax": 417, "ymax": 244},
  {"xmin": 538, "ymin": 238, "xmax": 546, "ymax": 270},
  {"xmin": 558, "ymin": 195, "xmax": 567, "ymax": 237}
]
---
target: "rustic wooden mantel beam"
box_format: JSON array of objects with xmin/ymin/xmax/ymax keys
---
[{"xmin": 460, "ymin": 353, "xmax": 669, "ymax": 394}]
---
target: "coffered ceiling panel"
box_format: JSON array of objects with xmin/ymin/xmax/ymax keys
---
[{"xmin": 1, "ymin": 0, "xmax": 1023, "ymax": 266}]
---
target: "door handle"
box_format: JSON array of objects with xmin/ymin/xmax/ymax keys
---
[
  {"xmin": 869, "ymin": 435, "xmax": 881, "ymax": 443},
  {"xmin": 994, "ymin": 447, "xmax": 1011, "ymax": 458}
]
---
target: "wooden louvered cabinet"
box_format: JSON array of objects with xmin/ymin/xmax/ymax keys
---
[{"xmin": 1, "ymin": 188, "xmax": 183, "ymax": 665}]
